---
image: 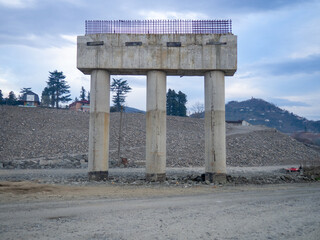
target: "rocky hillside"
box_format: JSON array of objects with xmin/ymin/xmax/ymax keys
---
[
  {"xmin": 226, "ymin": 98, "xmax": 320, "ymax": 133},
  {"xmin": 1, "ymin": 105, "xmax": 320, "ymax": 168},
  {"xmin": 291, "ymin": 132, "xmax": 320, "ymax": 146},
  {"xmin": 191, "ymin": 98, "xmax": 320, "ymax": 133}
]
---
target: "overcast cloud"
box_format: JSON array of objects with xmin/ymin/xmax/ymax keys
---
[{"xmin": 0, "ymin": 0, "xmax": 319, "ymax": 119}]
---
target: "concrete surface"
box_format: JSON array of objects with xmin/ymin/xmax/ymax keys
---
[
  {"xmin": 77, "ymin": 32, "xmax": 237, "ymax": 182},
  {"xmin": 88, "ymin": 70, "xmax": 110, "ymax": 180},
  {"xmin": 204, "ymin": 71, "xmax": 226, "ymax": 182},
  {"xmin": 0, "ymin": 182, "xmax": 319, "ymax": 240},
  {"xmin": 77, "ymin": 34, "xmax": 237, "ymax": 76},
  {"xmin": 146, "ymin": 70, "xmax": 167, "ymax": 181}
]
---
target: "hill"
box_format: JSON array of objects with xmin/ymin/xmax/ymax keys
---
[
  {"xmin": 226, "ymin": 98, "xmax": 320, "ymax": 133},
  {"xmin": 124, "ymin": 106, "xmax": 145, "ymax": 113},
  {"xmin": 1, "ymin": 105, "xmax": 320, "ymax": 168},
  {"xmin": 191, "ymin": 98, "xmax": 320, "ymax": 134}
]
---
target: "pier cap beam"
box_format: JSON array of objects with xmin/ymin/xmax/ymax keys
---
[{"xmin": 77, "ymin": 34, "xmax": 236, "ymax": 76}]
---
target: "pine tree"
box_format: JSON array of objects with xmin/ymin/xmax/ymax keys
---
[
  {"xmin": 7, "ymin": 91, "xmax": 17, "ymax": 105},
  {"xmin": 41, "ymin": 87, "xmax": 51, "ymax": 107},
  {"xmin": 20, "ymin": 87, "xmax": 32, "ymax": 100},
  {"xmin": 80, "ymin": 86, "xmax": 86, "ymax": 101},
  {"xmin": 87, "ymin": 91, "xmax": 90, "ymax": 102},
  {"xmin": 20, "ymin": 87, "xmax": 32, "ymax": 95},
  {"xmin": 46, "ymin": 70, "xmax": 71, "ymax": 108},
  {"xmin": 166, "ymin": 89, "xmax": 178, "ymax": 115},
  {"xmin": 177, "ymin": 91, "xmax": 187, "ymax": 116},
  {"xmin": 0, "ymin": 89, "xmax": 3, "ymax": 104},
  {"xmin": 166, "ymin": 89, "xmax": 187, "ymax": 117},
  {"xmin": 110, "ymin": 78, "xmax": 132, "ymax": 112},
  {"xmin": 166, "ymin": 89, "xmax": 172, "ymax": 115}
]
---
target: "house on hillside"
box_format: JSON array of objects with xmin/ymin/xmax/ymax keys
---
[
  {"xmin": 21, "ymin": 91, "xmax": 40, "ymax": 107},
  {"xmin": 69, "ymin": 100, "xmax": 90, "ymax": 112},
  {"xmin": 226, "ymin": 120, "xmax": 250, "ymax": 126}
]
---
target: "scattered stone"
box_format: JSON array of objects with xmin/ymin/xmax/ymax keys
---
[
  {"xmin": 303, "ymin": 166, "xmax": 320, "ymax": 179},
  {"xmin": 1, "ymin": 106, "xmax": 319, "ymax": 170},
  {"xmin": 1, "ymin": 105, "xmax": 320, "ymax": 187}
]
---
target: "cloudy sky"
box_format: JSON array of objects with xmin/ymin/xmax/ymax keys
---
[{"xmin": 0, "ymin": 0, "xmax": 319, "ymax": 119}]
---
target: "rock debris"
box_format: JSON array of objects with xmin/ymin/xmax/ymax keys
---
[{"xmin": 1, "ymin": 105, "xmax": 319, "ymax": 170}]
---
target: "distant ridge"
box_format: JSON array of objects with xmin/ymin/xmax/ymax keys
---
[
  {"xmin": 190, "ymin": 98, "xmax": 320, "ymax": 133},
  {"xmin": 110, "ymin": 106, "xmax": 145, "ymax": 113},
  {"xmin": 123, "ymin": 106, "xmax": 145, "ymax": 114}
]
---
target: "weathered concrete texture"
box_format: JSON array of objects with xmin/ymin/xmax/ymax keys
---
[
  {"xmin": 145, "ymin": 173, "xmax": 166, "ymax": 182},
  {"xmin": 77, "ymin": 34, "xmax": 237, "ymax": 76},
  {"xmin": 88, "ymin": 171, "xmax": 108, "ymax": 181},
  {"xmin": 88, "ymin": 70, "xmax": 110, "ymax": 176},
  {"xmin": 146, "ymin": 71, "xmax": 166, "ymax": 181},
  {"xmin": 205, "ymin": 172, "xmax": 227, "ymax": 184},
  {"xmin": 204, "ymin": 71, "xmax": 227, "ymax": 182}
]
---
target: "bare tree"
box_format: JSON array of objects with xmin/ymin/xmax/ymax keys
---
[{"xmin": 191, "ymin": 102, "xmax": 204, "ymax": 118}]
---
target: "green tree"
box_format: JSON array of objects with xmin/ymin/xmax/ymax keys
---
[
  {"xmin": 87, "ymin": 91, "xmax": 90, "ymax": 101},
  {"xmin": 190, "ymin": 102, "xmax": 204, "ymax": 118},
  {"xmin": 42, "ymin": 85, "xmax": 55, "ymax": 107},
  {"xmin": 177, "ymin": 91, "xmax": 187, "ymax": 116},
  {"xmin": 20, "ymin": 87, "xmax": 32, "ymax": 95},
  {"xmin": 166, "ymin": 89, "xmax": 178, "ymax": 116},
  {"xmin": 110, "ymin": 78, "xmax": 132, "ymax": 112},
  {"xmin": 166, "ymin": 89, "xmax": 187, "ymax": 117},
  {"xmin": 80, "ymin": 86, "xmax": 86, "ymax": 101},
  {"xmin": 20, "ymin": 87, "xmax": 32, "ymax": 100},
  {"xmin": 7, "ymin": 91, "xmax": 17, "ymax": 105},
  {"xmin": 41, "ymin": 87, "xmax": 51, "ymax": 107},
  {"xmin": 46, "ymin": 70, "xmax": 71, "ymax": 108},
  {"xmin": 0, "ymin": 89, "xmax": 3, "ymax": 104}
]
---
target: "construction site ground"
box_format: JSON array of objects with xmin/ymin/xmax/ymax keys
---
[
  {"xmin": 1, "ymin": 106, "xmax": 320, "ymax": 239},
  {"xmin": 0, "ymin": 175, "xmax": 319, "ymax": 239}
]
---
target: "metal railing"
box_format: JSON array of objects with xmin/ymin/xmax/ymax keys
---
[{"xmin": 85, "ymin": 20, "xmax": 232, "ymax": 35}]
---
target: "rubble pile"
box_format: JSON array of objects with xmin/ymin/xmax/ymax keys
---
[{"xmin": 1, "ymin": 105, "xmax": 320, "ymax": 169}]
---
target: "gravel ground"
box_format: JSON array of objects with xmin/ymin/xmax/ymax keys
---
[
  {"xmin": 1, "ymin": 105, "xmax": 320, "ymax": 169},
  {"xmin": 0, "ymin": 165, "xmax": 316, "ymax": 186},
  {"xmin": 0, "ymin": 182, "xmax": 319, "ymax": 240},
  {"xmin": 1, "ymin": 106, "xmax": 320, "ymax": 240}
]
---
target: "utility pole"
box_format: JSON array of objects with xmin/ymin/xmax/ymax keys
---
[{"xmin": 117, "ymin": 106, "xmax": 123, "ymax": 165}]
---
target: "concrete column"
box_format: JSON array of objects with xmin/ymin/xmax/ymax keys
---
[
  {"xmin": 146, "ymin": 70, "xmax": 167, "ymax": 181},
  {"xmin": 204, "ymin": 71, "xmax": 227, "ymax": 183},
  {"xmin": 88, "ymin": 70, "xmax": 110, "ymax": 181}
]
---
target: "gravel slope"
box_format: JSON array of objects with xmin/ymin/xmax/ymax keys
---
[{"xmin": 1, "ymin": 105, "xmax": 319, "ymax": 167}]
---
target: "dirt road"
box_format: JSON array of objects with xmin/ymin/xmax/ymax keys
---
[{"xmin": 0, "ymin": 182, "xmax": 319, "ymax": 240}]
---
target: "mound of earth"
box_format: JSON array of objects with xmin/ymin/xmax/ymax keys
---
[{"xmin": 1, "ymin": 105, "xmax": 319, "ymax": 168}]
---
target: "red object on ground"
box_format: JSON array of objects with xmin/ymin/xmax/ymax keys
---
[{"xmin": 286, "ymin": 167, "xmax": 300, "ymax": 172}]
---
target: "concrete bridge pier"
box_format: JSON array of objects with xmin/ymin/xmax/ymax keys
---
[
  {"xmin": 77, "ymin": 28, "xmax": 237, "ymax": 183},
  {"xmin": 146, "ymin": 70, "xmax": 167, "ymax": 182},
  {"xmin": 88, "ymin": 69, "xmax": 110, "ymax": 181},
  {"xmin": 204, "ymin": 70, "xmax": 227, "ymax": 183}
]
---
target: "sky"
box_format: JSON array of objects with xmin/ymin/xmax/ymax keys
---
[{"xmin": 0, "ymin": 0, "xmax": 319, "ymax": 120}]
